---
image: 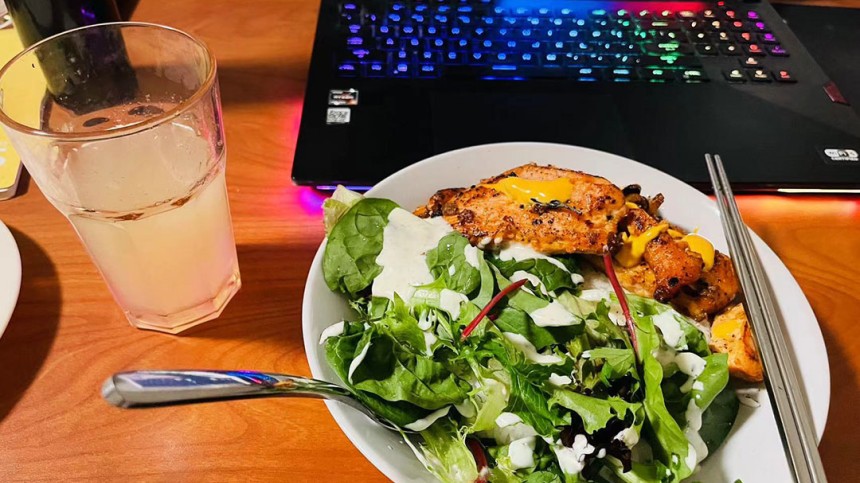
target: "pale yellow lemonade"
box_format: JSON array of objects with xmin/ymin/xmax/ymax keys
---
[{"xmin": 43, "ymin": 116, "xmax": 240, "ymax": 332}]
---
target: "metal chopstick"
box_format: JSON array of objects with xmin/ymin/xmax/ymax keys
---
[{"xmin": 705, "ymin": 154, "xmax": 827, "ymax": 483}]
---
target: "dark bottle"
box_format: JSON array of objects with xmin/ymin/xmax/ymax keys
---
[{"xmin": 4, "ymin": 0, "xmax": 141, "ymax": 115}]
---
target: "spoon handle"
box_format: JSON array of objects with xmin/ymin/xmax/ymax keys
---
[{"xmin": 102, "ymin": 370, "xmax": 354, "ymax": 408}]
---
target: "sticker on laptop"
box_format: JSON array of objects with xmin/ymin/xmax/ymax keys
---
[
  {"xmin": 329, "ymin": 89, "xmax": 359, "ymax": 106},
  {"xmin": 326, "ymin": 107, "xmax": 351, "ymax": 125},
  {"xmin": 820, "ymin": 147, "xmax": 859, "ymax": 165}
]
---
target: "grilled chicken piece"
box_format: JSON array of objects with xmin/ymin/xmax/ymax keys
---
[
  {"xmin": 672, "ymin": 253, "xmax": 740, "ymax": 320},
  {"xmin": 414, "ymin": 164, "xmax": 627, "ymax": 255},
  {"xmin": 612, "ymin": 262, "xmax": 657, "ymax": 298},
  {"xmin": 709, "ymin": 304, "xmax": 764, "ymax": 382},
  {"xmin": 620, "ymin": 208, "xmax": 704, "ymax": 301},
  {"xmin": 646, "ymin": 234, "xmax": 704, "ymax": 301}
]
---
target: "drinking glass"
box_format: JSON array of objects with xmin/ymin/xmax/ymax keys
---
[{"xmin": 0, "ymin": 22, "xmax": 240, "ymax": 333}]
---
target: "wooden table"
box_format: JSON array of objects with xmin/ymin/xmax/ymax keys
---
[{"xmin": 1, "ymin": 0, "xmax": 858, "ymax": 481}]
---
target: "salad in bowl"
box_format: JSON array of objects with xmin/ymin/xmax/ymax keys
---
[{"xmin": 315, "ymin": 164, "xmax": 760, "ymax": 483}]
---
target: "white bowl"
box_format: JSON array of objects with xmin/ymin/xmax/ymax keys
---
[
  {"xmin": 0, "ymin": 219, "xmax": 21, "ymax": 340},
  {"xmin": 302, "ymin": 143, "xmax": 829, "ymax": 482}
]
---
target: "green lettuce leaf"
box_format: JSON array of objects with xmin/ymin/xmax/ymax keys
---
[
  {"xmin": 426, "ymin": 232, "xmax": 482, "ymax": 294},
  {"xmin": 604, "ymin": 456, "xmax": 673, "ymax": 483},
  {"xmin": 507, "ymin": 365, "xmax": 571, "ymax": 436},
  {"xmin": 493, "ymin": 307, "xmax": 582, "ymax": 351},
  {"xmin": 490, "ymin": 257, "xmax": 579, "ymax": 295},
  {"xmin": 626, "ymin": 294, "xmax": 708, "ymax": 355},
  {"xmin": 699, "ymin": 384, "xmax": 740, "ymax": 454},
  {"xmin": 466, "ymin": 367, "xmax": 510, "ymax": 433},
  {"xmin": 418, "ymin": 419, "xmax": 480, "ymax": 483},
  {"xmin": 548, "ymin": 389, "xmax": 642, "ymax": 434},
  {"xmin": 323, "ymin": 198, "xmax": 399, "ymax": 296},
  {"xmin": 376, "ymin": 295, "xmax": 428, "ymax": 354},
  {"xmin": 692, "ymin": 353, "xmax": 730, "ymax": 411},
  {"xmin": 324, "ymin": 328, "xmax": 429, "ymax": 426},
  {"xmin": 474, "ymin": 333, "xmax": 570, "ymax": 436},
  {"xmin": 472, "ymin": 256, "xmax": 497, "ymax": 307},
  {"xmin": 323, "ymin": 185, "xmax": 364, "ymax": 234},
  {"xmin": 587, "ymin": 347, "xmax": 638, "ymax": 386},
  {"xmin": 351, "ymin": 329, "xmax": 469, "ymax": 410},
  {"xmin": 635, "ymin": 313, "xmax": 695, "ymax": 481}
]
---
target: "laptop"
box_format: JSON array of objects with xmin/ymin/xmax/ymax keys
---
[{"xmin": 292, "ymin": 0, "xmax": 860, "ymax": 193}]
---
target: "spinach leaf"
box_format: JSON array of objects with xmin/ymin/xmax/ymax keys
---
[
  {"xmin": 548, "ymin": 389, "xmax": 642, "ymax": 434},
  {"xmin": 556, "ymin": 291, "xmax": 600, "ymax": 319},
  {"xmin": 635, "ymin": 310, "xmax": 695, "ymax": 480},
  {"xmin": 493, "ymin": 307, "xmax": 582, "ymax": 350},
  {"xmin": 693, "ymin": 354, "xmax": 730, "ymax": 410},
  {"xmin": 699, "ymin": 385, "xmax": 740, "ymax": 454},
  {"xmin": 323, "ymin": 198, "xmax": 399, "ymax": 297},
  {"xmin": 491, "ymin": 257, "xmax": 578, "ymax": 294},
  {"xmin": 500, "ymin": 276, "xmax": 552, "ymax": 315},
  {"xmin": 472, "ymin": 256, "xmax": 496, "ymax": 307},
  {"xmin": 426, "ymin": 232, "xmax": 482, "ymax": 294},
  {"xmin": 494, "ymin": 307, "xmax": 555, "ymax": 349},
  {"xmin": 508, "ymin": 366, "xmax": 571, "ymax": 436},
  {"xmin": 481, "ymin": 334, "xmax": 570, "ymax": 436},
  {"xmin": 626, "ymin": 294, "xmax": 709, "ymax": 355},
  {"xmin": 324, "ymin": 329, "xmax": 429, "ymax": 426},
  {"xmin": 679, "ymin": 318, "xmax": 710, "ymax": 357},
  {"xmin": 588, "ymin": 347, "xmax": 639, "ymax": 387},
  {"xmin": 351, "ymin": 330, "xmax": 470, "ymax": 410}
]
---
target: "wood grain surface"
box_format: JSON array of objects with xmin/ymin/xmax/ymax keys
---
[{"xmin": 0, "ymin": 0, "xmax": 858, "ymax": 481}]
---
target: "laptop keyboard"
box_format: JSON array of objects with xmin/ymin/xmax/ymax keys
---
[{"xmin": 334, "ymin": 1, "xmax": 795, "ymax": 83}]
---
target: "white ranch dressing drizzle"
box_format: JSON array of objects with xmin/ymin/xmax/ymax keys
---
[
  {"xmin": 511, "ymin": 271, "xmax": 549, "ymax": 296},
  {"xmin": 652, "ymin": 309, "xmax": 687, "ymax": 349},
  {"xmin": 424, "ymin": 331, "xmax": 438, "ymax": 356},
  {"xmin": 529, "ymin": 301, "xmax": 577, "ymax": 327},
  {"xmin": 502, "ymin": 332, "xmax": 564, "ymax": 365},
  {"xmin": 439, "ymin": 289, "xmax": 468, "ymax": 320},
  {"xmin": 318, "ymin": 321, "xmax": 345, "ymax": 344},
  {"xmin": 675, "ymin": 352, "xmax": 707, "ymax": 393},
  {"xmin": 613, "ymin": 427, "xmax": 640, "ymax": 448},
  {"xmin": 508, "ymin": 436, "xmax": 537, "ymax": 470},
  {"xmin": 347, "ymin": 340, "xmax": 372, "ymax": 383},
  {"xmin": 493, "ymin": 412, "xmax": 538, "ymax": 445},
  {"xmin": 372, "ymin": 208, "xmax": 453, "ymax": 302},
  {"xmin": 684, "ymin": 398, "xmax": 709, "ymax": 466},
  {"xmin": 553, "ymin": 434, "xmax": 595, "ymax": 476},
  {"xmin": 404, "ymin": 406, "xmax": 450, "ymax": 431},
  {"xmin": 498, "ymin": 243, "xmax": 569, "ymax": 271},
  {"xmin": 549, "ymin": 373, "xmax": 573, "ymax": 387},
  {"xmin": 464, "ymin": 244, "xmax": 481, "ymax": 269}
]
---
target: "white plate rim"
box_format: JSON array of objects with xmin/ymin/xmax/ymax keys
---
[
  {"xmin": 302, "ymin": 142, "xmax": 830, "ymax": 482},
  {"xmin": 0, "ymin": 219, "xmax": 21, "ymax": 340}
]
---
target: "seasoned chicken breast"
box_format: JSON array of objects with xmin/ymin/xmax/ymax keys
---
[
  {"xmin": 611, "ymin": 262, "xmax": 657, "ymax": 298},
  {"xmin": 414, "ymin": 164, "xmax": 628, "ymax": 255},
  {"xmin": 672, "ymin": 253, "xmax": 740, "ymax": 320},
  {"xmin": 416, "ymin": 163, "xmax": 740, "ymax": 318},
  {"xmin": 618, "ymin": 208, "xmax": 704, "ymax": 301},
  {"xmin": 710, "ymin": 304, "xmax": 764, "ymax": 382}
]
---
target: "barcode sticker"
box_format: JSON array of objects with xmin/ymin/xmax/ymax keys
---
[{"xmin": 326, "ymin": 108, "xmax": 351, "ymax": 125}]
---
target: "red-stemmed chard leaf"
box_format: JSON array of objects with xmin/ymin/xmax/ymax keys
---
[
  {"xmin": 466, "ymin": 437, "xmax": 489, "ymax": 483},
  {"xmin": 460, "ymin": 279, "xmax": 527, "ymax": 341},
  {"xmin": 602, "ymin": 249, "xmax": 639, "ymax": 355}
]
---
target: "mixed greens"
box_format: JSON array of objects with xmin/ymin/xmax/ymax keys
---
[{"xmin": 320, "ymin": 188, "xmax": 738, "ymax": 483}]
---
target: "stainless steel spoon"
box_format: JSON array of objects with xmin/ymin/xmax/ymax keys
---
[{"xmin": 102, "ymin": 370, "xmax": 408, "ymax": 432}]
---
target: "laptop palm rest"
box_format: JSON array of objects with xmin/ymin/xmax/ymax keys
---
[{"xmin": 430, "ymin": 91, "xmax": 635, "ymax": 160}]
